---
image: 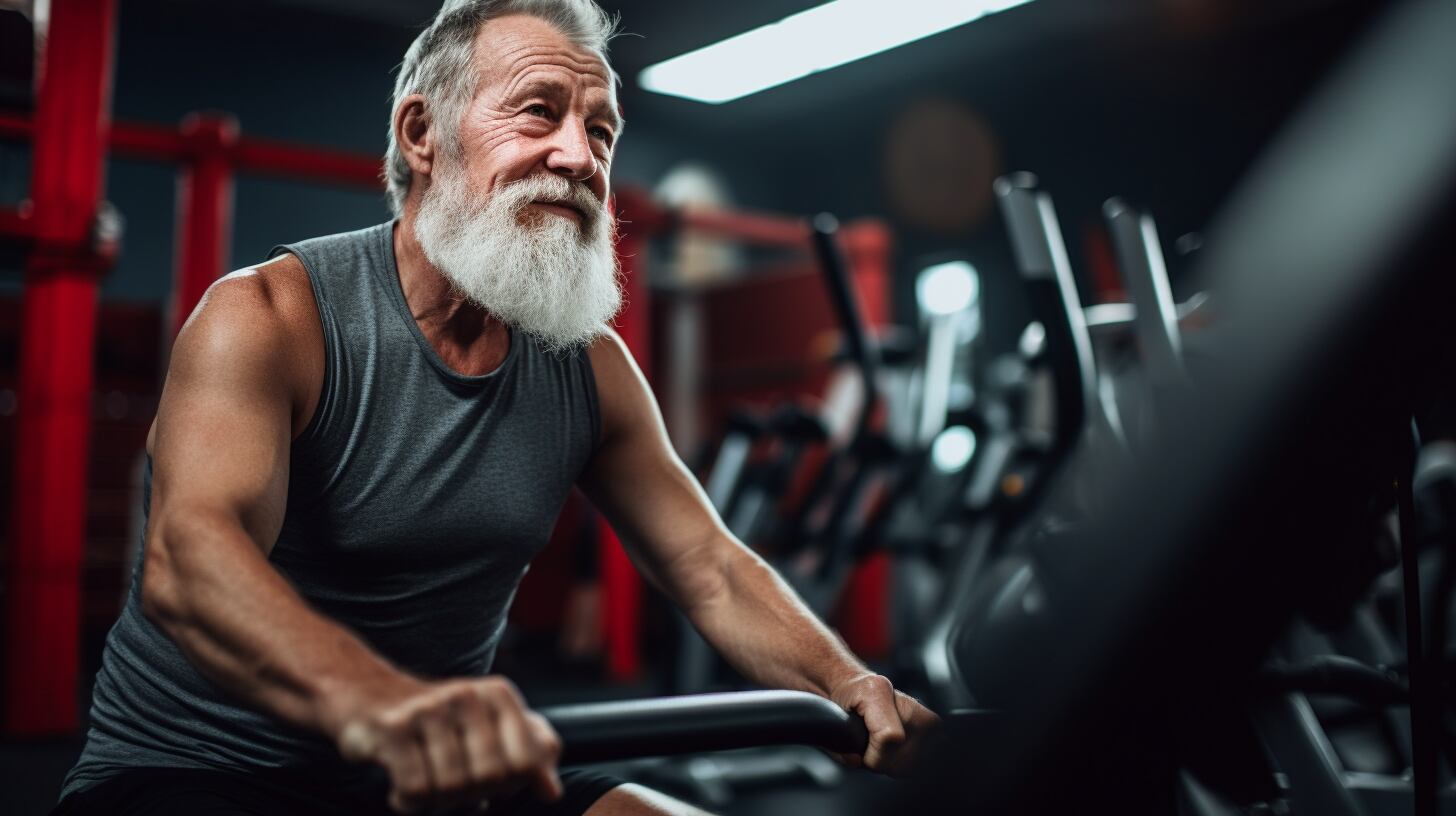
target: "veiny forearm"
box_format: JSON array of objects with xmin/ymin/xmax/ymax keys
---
[
  {"xmin": 684, "ymin": 539, "xmax": 868, "ymax": 697},
  {"xmin": 141, "ymin": 508, "xmax": 415, "ymax": 738}
]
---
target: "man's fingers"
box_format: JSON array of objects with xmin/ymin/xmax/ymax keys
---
[
  {"xmin": 337, "ymin": 677, "xmax": 564, "ymax": 812},
  {"xmin": 379, "ymin": 738, "xmax": 432, "ymax": 814},
  {"xmin": 457, "ymin": 694, "xmax": 505, "ymax": 786},
  {"xmin": 857, "ymin": 677, "xmax": 907, "ymax": 771},
  {"xmin": 494, "ymin": 693, "xmax": 562, "ymax": 802},
  {"xmin": 882, "ymin": 691, "xmax": 941, "ymax": 776},
  {"xmin": 526, "ymin": 712, "xmax": 564, "ymax": 801},
  {"xmin": 417, "ymin": 708, "xmax": 470, "ymax": 796},
  {"xmin": 864, "ymin": 721, "xmax": 908, "ymax": 771}
]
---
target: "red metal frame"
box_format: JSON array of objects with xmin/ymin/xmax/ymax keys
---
[
  {"xmin": 593, "ymin": 187, "xmax": 654, "ymax": 681},
  {"xmin": 0, "ymin": 202, "xmax": 33, "ymax": 241},
  {"xmin": 5, "ymin": 0, "xmax": 117, "ymax": 735},
  {"xmin": 0, "ymin": 34, "xmax": 383, "ymax": 733},
  {"xmin": 0, "ymin": 113, "xmax": 382, "ymax": 189},
  {"xmin": 172, "ymin": 114, "xmax": 239, "ymax": 335},
  {"xmin": 0, "ymin": 113, "xmax": 380, "ymax": 335}
]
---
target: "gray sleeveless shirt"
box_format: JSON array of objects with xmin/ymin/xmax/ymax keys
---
[{"xmin": 62, "ymin": 221, "xmax": 601, "ymax": 798}]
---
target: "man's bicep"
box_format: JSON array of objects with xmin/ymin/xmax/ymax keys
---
[{"xmin": 150, "ymin": 279, "xmax": 297, "ymax": 553}]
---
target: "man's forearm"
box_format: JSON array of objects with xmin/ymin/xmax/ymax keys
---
[
  {"xmin": 684, "ymin": 539, "xmax": 870, "ymax": 697},
  {"xmin": 141, "ymin": 509, "xmax": 417, "ymax": 738}
]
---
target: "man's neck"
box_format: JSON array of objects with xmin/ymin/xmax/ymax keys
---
[{"xmin": 392, "ymin": 215, "xmax": 512, "ymax": 377}]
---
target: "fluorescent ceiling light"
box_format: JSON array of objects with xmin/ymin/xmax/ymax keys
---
[{"xmin": 639, "ymin": 0, "xmax": 1035, "ymax": 104}]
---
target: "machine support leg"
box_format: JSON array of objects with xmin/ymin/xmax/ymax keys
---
[
  {"xmin": 5, "ymin": 0, "xmax": 118, "ymax": 736},
  {"xmin": 172, "ymin": 114, "xmax": 239, "ymax": 336},
  {"xmin": 598, "ymin": 200, "xmax": 651, "ymax": 682}
]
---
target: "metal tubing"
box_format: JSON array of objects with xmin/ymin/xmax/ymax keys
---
[
  {"xmin": 172, "ymin": 114, "xmax": 239, "ymax": 335},
  {"xmin": 5, "ymin": 0, "xmax": 117, "ymax": 736},
  {"xmin": 596, "ymin": 188, "xmax": 654, "ymax": 682},
  {"xmin": 0, "ymin": 203, "xmax": 33, "ymax": 241},
  {"xmin": 542, "ymin": 690, "xmax": 869, "ymax": 764},
  {"xmin": 1102, "ymin": 198, "xmax": 1185, "ymax": 384},
  {"xmin": 993, "ymin": 173, "xmax": 1097, "ymax": 487},
  {"xmin": 0, "ymin": 113, "xmax": 380, "ymax": 189},
  {"xmin": 1398, "ymin": 422, "xmax": 1437, "ymax": 816}
]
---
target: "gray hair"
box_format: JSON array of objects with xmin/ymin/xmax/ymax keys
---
[{"xmin": 384, "ymin": 0, "xmax": 620, "ymax": 216}]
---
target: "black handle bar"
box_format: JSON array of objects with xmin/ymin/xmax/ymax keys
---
[
  {"xmin": 809, "ymin": 213, "xmax": 879, "ymax": 447},
  {"xmin": 1102, "ymin": 198, "xmax": 1186, "ymax": 385},
  {"xmin": 994, "ymin": 173, "xmax": 1097, "ymax": 479},
  {"xmin": 539, "ymin": 690, "xmax": 869, "ymax": 765}
]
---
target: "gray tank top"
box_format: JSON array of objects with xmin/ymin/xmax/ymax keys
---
[{"xmin": 61, "ymin": 221, "xmax": 601, "ymax": 798}]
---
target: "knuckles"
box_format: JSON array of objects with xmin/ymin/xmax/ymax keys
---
[{"xmin": 343, "ymin": 676, "xmax": 560, "ymax": 808}]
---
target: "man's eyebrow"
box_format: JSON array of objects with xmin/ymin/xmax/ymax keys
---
[
  {"xmin": 502, "ymin": 77, "xmax": 623, "ymax": 133},
  {"xmin": 502, "ymin": 76, "xmax": 569, "ymax": 106}
]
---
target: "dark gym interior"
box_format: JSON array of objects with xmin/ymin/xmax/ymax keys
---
[{"xmin": 2, "ymin": 0, "xmax": 1453, "ymax": 813}]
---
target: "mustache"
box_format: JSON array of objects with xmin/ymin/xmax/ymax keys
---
[{"xmin": 497, "ymin": 175, "xmax": 605, "ymax": 229}]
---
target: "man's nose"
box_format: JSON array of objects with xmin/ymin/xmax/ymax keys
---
[{"xmin": 545, "ymin": 118, "xmax": 598, "ymax": 182}]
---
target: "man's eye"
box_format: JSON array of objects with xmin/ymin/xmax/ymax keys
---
[
  {"xmin": 526, "ymin": 104, "xmax": 550, "ymax": 117},
  {"xmin": 590, "ymin": 127, "xmax": 613, "ymax": 144}
]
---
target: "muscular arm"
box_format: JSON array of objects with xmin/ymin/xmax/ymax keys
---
[
  {"xmin": 579, "ymin": 332, "xmax": 861, "ymax": 695},
  {"xmin": 580, "ymin": 333, "xmax": 936, "ymax": 771},
  {"xmin": 141, "ymin": 260, "xmax": 561, "ymax": 812},
  {"xmin": 140, "ymin": 263, "xmax": 410, "ymax": 736}
]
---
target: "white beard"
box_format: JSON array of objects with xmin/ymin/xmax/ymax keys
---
[{"xmin": 413, "ymin": 166, "xmax": 622, "ymax": 354}]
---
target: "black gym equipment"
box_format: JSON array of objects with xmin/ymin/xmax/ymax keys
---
[
  {"xmin": 539, "ymin": 690, "xmax": 868, "ymax": 765},
  {"xmin": 525, "ymin": 2, "xmax": 1456, "ymax": 815},
  {"xmin": 927, "ymin": 0, "xmax": 1456, "ymax": 812}
]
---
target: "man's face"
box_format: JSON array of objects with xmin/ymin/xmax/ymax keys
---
[
  {"xmin": 452, "ymin": 13, "xmax": 619, "ymax": 223},
  {"xmin": 410, "ymin": 14, "xmax": 624, "ymax": 353}
]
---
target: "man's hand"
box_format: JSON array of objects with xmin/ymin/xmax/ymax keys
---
[
  {"xmin": 334, "ymin": 675, "xmax": 563, "ymax": 814},
  {"xmin": 828, "ymin": 673, "xmax": 940, "ymax": 776}
]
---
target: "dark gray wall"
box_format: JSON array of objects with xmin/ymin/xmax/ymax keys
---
[{"xmin": 2, "ymin": 0, "xmax": 1386, "ymax": 352}]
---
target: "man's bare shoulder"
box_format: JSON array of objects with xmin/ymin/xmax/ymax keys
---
[
  {"xmin": 584, "ymin": 328, "xmax": 643, "ymax": 400},
  {"xmin": 180, "ymin": 253, "xmax": 316, "ymax": 342},
  {"xmin": 584, "ymin": 328, "xmax": 660, "ymax": 446},
  {"xmin": 584, "ymin": 327, "xmax": 628, "ymax": 370},
  {"xmin": 168, "ymin": 252, "xmax": 324, "ymax": 435}
]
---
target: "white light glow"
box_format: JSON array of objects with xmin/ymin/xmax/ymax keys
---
[
  {"xmin": 1018, "ymin": 320, "xmax": 1046, "ymax": 359},
  {"xmin": 638, "ymin": 0, "xmax": 1037, "ymax": 104},
  {"xmin": 931, "ymin": 425, "xmax": 978, "ymax": 472},
  {"xmin": 917, "ymin": 261, "xmax": 980, "ymax": 317}
]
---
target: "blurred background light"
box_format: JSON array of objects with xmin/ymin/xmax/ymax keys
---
[
  {"xmin": 931, "ymin": 424, "xmax": 978, "ymax": 472},
  {"xmin": 638, "ymin": 0, "xmax": 1037, "ymax": 104},
  {"xmin": 916, "ymin": 260, "xmax": 980, "ymax": 317}
]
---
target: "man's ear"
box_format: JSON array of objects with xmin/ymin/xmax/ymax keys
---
[{"xmin": 395, "ymin": 93, "xmax": 434, "ymax": 177}]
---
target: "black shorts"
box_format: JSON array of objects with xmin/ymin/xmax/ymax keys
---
[{"xmin": 51, "ymin": 766, "xmax": 624, "ymax": 816}]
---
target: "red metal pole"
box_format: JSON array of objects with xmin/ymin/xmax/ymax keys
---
[
  {"xmin": 172, "ymin": 114, "xmax": 239, "ymax": 335},
  {"xmin": 6, "ymin": 0, "xmax": 117, "ymax": 735},
  {"xmin": 834, "ymin": 220, "xmax": 894, "ymax": 661},
  {"xmin": 0, "ymin": 202, "xmax": 33, "ymax": 241},
  {"xmin": 596, "ymin": 188, "xmax": 655, "ymax": 682}
]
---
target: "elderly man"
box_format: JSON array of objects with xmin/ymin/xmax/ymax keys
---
[{"xmin": 53, "ymin": 1, "xmax": 936, "ymax": 814}]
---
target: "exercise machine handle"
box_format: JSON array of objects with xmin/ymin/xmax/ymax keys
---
[
  {"xmin": 539, "ymin": 690, "xmax": 869, "ymax": 764},
  {"xmin": 1102, "ymin": 198, "xmax": 1186, "ymax": 384},
  {"xmin": 810, "ymin": 212, "xmax": 879, "ymax": 446},
  {"xmin": 994, "ymin": 172, "xmax": 1097, "ymax": 466}
]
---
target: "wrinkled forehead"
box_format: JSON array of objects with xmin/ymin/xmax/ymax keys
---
[{"xmin": 471, "ymin": 14, "xmax": 618, "ymax": 101}]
